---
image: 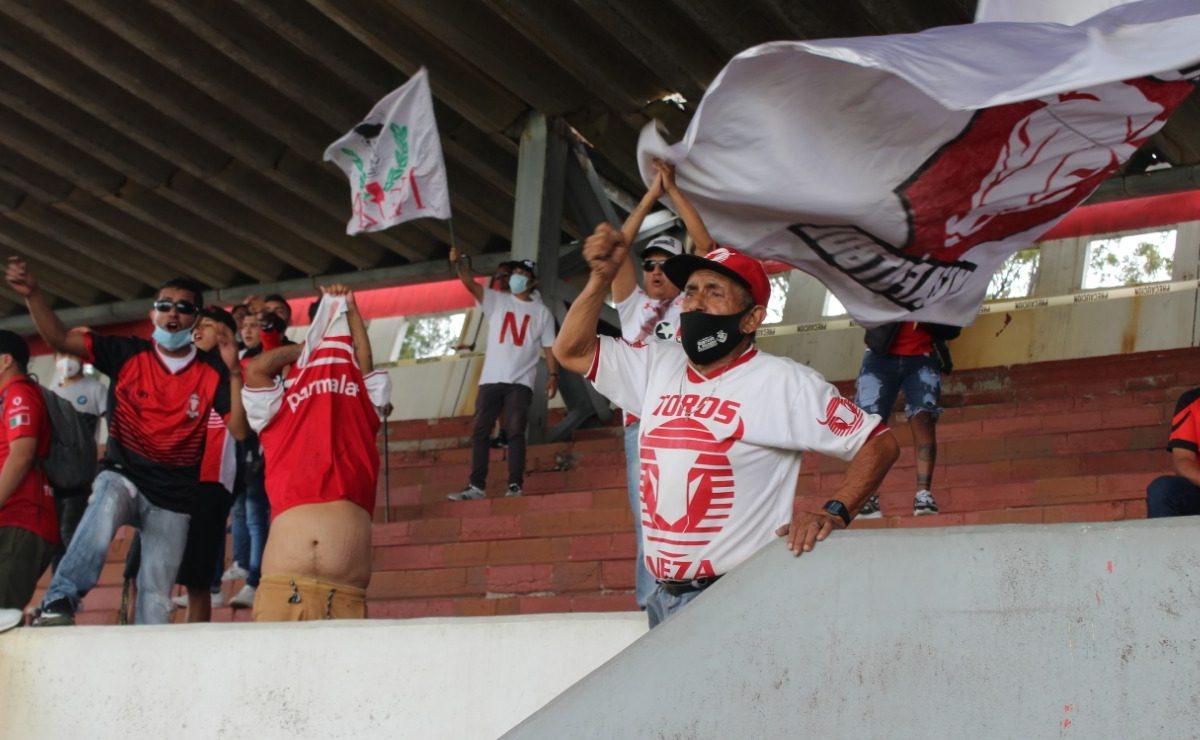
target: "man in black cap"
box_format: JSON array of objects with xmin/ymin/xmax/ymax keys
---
[{"xmin": 447, "ymin": 248, "xmax": 559, "ymax": 500}]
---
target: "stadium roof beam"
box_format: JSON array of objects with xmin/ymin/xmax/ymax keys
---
[{"xmin": 0, "ymin": 0, "xmax": 1193, "ymax": 319}]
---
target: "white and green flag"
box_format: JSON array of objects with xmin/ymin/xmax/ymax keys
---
[{"xmin": 324, "ymin": 67, "xmax": 450, "ymax": 235}]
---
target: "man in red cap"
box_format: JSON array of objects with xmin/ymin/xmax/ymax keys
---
[{"xmin": 555, "ymin": 224, "xmax": 900, "ymax": 627}]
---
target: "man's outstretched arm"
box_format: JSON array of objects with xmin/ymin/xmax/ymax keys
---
[
  {"xmin": 553, "ymin": 224, "xmax": 630, "ymax": 375},
  {"xmin": 449, "ymin": 246, "xmax": 483, "ymax": 303},
  {"xmin": 4, "ymin": 258, "xmax": 88, "ymax": 357}
]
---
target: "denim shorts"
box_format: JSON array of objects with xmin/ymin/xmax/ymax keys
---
[{"xmin": 853, "ymin": 349, "xmax": 942, "ymax": 424}]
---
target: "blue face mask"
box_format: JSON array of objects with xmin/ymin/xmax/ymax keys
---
[
  {"xmin": 152, "ymin": 324, "xmax": 193, "ymax": 351},
  {"xmin": 508, "ymin": 274, "xmax": 530, "ymax": 294}
]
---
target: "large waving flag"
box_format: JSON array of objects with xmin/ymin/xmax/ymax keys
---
[
  {"xmin": 637, "ymin": 0, "xmax": 1200, "ymax": 327},
  {"xmin": 325, "ymin": 68, "xmax": 451, "ymax": 235}
]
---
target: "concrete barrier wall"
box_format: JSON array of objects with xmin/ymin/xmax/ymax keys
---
[
  {"xmin": 509, "ymin": 519, "xmax": 1200, "ymax": 739},
  {"xmin": 0, "ymin": 612, "xmax": 645, "ymax": 739}
]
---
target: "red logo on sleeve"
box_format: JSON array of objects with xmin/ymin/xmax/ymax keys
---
[{"xmin": 817, "ymin": 397, "xmax": 864, "ymax": 437}]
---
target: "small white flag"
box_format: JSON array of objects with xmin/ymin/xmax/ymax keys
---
[{"xmin": 325, "ymin": 67, "xmax": 451, "ymax": 235}]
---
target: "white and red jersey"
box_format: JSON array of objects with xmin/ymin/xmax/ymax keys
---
[
  {"xmin": 242, "ymin": 297, "xmax": 391, "ymax": 520},
  {"xmin": 615, "ymin": 287, "xmax": 684, "ymax": 426},
  {"xmin": 199, "ymin": 409, "xmax": 236, "ymax": 493},
  {"xmin": 588, "ymin": 338, "xmax": 885, "ymax": 580},
  {"xmin": 477, "ymin": 288, "xmax": 555, "ymax": 389},
  {"xmin": 615, "ymin": 287, "xmax": 684, "ymax": 346}
]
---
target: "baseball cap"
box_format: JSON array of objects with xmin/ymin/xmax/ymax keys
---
[
  {"xmin": 641, "ymin": 235, "xmax": 682, "ymax": 258},
  {"xmin": 662, "ymin": 246, "xmax": 771, "ymax": 308},
  {"xmin": 509, "ymin": 258, "xmax": 537, "ymax": 278}
]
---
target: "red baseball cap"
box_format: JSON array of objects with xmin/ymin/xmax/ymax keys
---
[{"xmin": 663, "ymin": 246, "xmax": 771, "ymax": 307}]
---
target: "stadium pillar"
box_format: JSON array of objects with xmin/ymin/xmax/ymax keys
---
[{"xmin": 511, "ymin": 112, "xmax": 568, "ymax": 443}]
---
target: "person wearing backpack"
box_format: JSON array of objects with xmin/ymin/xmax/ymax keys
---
[
  {"xmin": 48, "ymin": 331, "xmax": 104, "ymax": 569},
  {"xmin": 0, "ymin": 330, "xmax": 58, "ymax": 615},
  {"xmin": 7, "ymin": 259, "xmax": 237, "ymax": 627}
]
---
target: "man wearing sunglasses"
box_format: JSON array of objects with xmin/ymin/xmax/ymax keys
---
[
  {"xmin": 5, "ymin": 258, "xmax": 236, "ymax": 626},
  {"xmin": 605, "ymin": 160, "xmax": 718, "ymax": 612}
]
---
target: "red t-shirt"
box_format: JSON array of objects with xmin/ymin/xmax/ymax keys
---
[
  {"xmin": 1168, "ymin": 388, "xmax": 1200, "ymax": 454},
  {"xmin": 0, "ymin": 376, "xmax": 57, "ymax": 543},
  {"xmin": 244, "ymin": 335, "xmax": 390, "ymax": 520},
  {"xmin": 199, "ymin": 409, "xmax": 236, "ymax": 493},
  {"xmin": 888, "ymin": 322, "xmax": 933, "ymax": 356},
  {"xmin": 84, "ymin": 333, "xmax": 231, "ymax": 512}
]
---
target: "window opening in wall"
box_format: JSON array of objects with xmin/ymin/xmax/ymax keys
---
[
  {"xmin": 390, "ymin": 311, "xmax": 467, "ymax": 362},
  {"xmin": 1082, "ymin": 229, "xmax": 1176, "ymax": 289},
  {"xmin": 764, "ymin": 274, "xmax": 790, "ymax": 324},
  {"xmin": 822, "ymin": 290, "xmax": 847, "ymax": 318},
  {"xmin": 987, "ymin": 248, "xmax": 1040, "ymax": 300}
]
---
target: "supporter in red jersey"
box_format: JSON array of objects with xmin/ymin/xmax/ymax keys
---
[
  {"xmin": 243, "ymin": 285, "xmax": 391, "ymax": 621},
  {"xmin": 0, "ymin": 330, "xmax": 56, "ymax": 616},
  {"xmin": 6, "ymin": 258, "xmax": 235, "ymax": 626},
  {"xmin": 1147, "ymin": 388, "xmax": 1200, "ymax": 517}
]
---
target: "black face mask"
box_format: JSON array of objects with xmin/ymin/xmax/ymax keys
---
[{"xmin": 679, "ymin": 308, "xmax": 751, "ymax": 365}]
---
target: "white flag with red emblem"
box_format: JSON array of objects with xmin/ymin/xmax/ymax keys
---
[
  {"xmin": 325, "ymin": 67, "xmax": 451, "ymax": 235},
  {"xmin": 638, "ymin": 0, "xmax": 1200, "ymax": 327}
]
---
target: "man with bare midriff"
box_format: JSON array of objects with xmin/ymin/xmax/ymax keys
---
[{"xmin": 241, "ymin": 285, "xmax": 390, "ymax": 621}]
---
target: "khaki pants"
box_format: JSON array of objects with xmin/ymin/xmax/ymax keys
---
[{"xmin": 252, "ymin": 574, "xmax": 366, "ymax": 622}]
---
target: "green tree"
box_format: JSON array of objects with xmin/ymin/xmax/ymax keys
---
[{"xmin": 987, "ymin": 248, "xmax": 1039, "ymax": 299}]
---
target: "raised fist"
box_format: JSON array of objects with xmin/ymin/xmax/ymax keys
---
[
  {"xmin": 582, "ymin": 223, "xmax": 629, "ymax": 284},
  {"xmin": 5, "ymin": 257, "xmax": 38, "ymax": 298}
]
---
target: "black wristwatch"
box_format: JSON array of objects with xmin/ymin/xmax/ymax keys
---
[{"xmin": 822, "ymin": 500, "xmax": 852, "ymax": 527}]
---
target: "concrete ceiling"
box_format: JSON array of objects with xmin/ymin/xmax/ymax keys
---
[{"xmin": 0, "ymin": 0, "xmax": 1195, "ymax": 318}]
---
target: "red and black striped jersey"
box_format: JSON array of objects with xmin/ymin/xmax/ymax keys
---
[{"xmin": 85, "ymin": 333, "xmax": 230, "ymax": 512}]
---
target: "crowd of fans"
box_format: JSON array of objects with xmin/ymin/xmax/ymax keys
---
[{"xmin": 0, "ymin": 159, "xmax": 1192, "ymax": 632}]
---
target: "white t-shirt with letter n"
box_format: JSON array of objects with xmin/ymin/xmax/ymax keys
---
[
  {"xmin": 587, "ymin": 338, "xmax": 885, "ymax": 581},
  {"xmin": 477, "ymin": 288, "xmax": 556, "ymax": 390}
]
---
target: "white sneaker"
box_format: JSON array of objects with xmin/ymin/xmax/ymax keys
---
[
  {"xmin": 221, "ymin": 564, "xmax": 250, "ymax": 582},
  {"xmin": 913, "ymin": 489, "xmax": 939, "ymax": 516},
  {"xmin": 229, "ymin": 584, "xmax": 256, "ymax": 609},
  {"xmin": 210, "ymin": 590, "xmax": 224, "ymax": 608},
  {"xmin": 0, "ymin": 608, "xmax": 23, "ymax": 633},
  {"xmin": 447, "ymin": 485, "xmax": 485, "ymax": 501}
]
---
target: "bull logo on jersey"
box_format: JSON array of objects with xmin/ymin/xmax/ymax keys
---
[
  {"xmin": 817, "ymin": 396, "xmax": 864, "ymax": 438},
  {"xmin": 789, "ymin": 75, "xmax": 1198, "ymax": 311}
]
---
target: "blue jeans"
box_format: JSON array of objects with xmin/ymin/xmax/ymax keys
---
[
  {"xmin": 230, "ymin": 469, "xmax": 270, "ymax": 588},
  {"xmin": 43, "ymin": 471, "xmax": 190, "ymax": 625},
  {"xmin": 854, "ymin": 350, "xmax": 942, "ymax": 423},
  {"xmin": 646, "ymin": 584, "xmax": 704, "ymax": 628},
  {"xmin": 1146, "ymin": 476, "xmax": 1200, "ymax": 517},
  {"xmin": 624, "ymin": 422, "xmax": 655, "ymax": 609}
]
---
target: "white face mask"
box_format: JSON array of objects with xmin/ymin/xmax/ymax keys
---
[{"xmin": 55, "ymin": 357, "xmax": 82, "ymax": 381}]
